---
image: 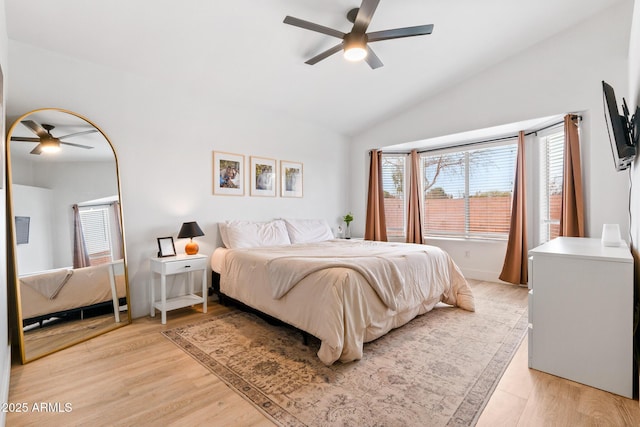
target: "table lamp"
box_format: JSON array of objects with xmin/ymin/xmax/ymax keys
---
[{"xmin": 178, "ymin": 221, "xmax": 205, "ymax": 255}]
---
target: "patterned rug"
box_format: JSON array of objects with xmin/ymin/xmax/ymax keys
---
[{"xmin": 163, "ymin": 282, "xmax": 528, "ymax": 426}]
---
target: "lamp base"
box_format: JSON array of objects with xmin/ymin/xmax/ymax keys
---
[{"xmin": 185, "ymin": 241, "xmax": 199, "ymax": 255}]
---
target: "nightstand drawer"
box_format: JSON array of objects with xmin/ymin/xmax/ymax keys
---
[{"xmin": 162, "ymin": 257, "xmax": 207, "ymax": 275}]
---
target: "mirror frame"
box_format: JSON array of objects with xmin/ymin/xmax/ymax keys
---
[{"xmin": 6, "ymin": 108, "xmax": 131, "ymax": 364}]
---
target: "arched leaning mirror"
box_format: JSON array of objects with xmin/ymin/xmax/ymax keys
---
[{"xmin": 6, "ymin": 108, "xmax": 130, "ymax": 363}]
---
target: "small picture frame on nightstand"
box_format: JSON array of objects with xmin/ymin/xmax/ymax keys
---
[{"xmin": 157, "ymin": 237, "xmax": 176, "ymax": 257}]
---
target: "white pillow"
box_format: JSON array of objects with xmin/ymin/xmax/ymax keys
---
[
  {"xmin": 282, "ymin": 218, "xmax": 334, "ymax": 243},
  {"xmin": 222, "ymin": 220, "xmax": 291, "ymax": 249},
  {"xmin": 218, "ymin": 221, "xmax": 248, "ymax": 248},
  {"xmin": 218, "ymin": 223, "xmax": 231, "ymax": 248}
]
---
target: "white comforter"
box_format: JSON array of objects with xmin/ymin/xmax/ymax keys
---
[{"xmin": 215, "ymin": 239, "xmax": 475, "ymax": 365}]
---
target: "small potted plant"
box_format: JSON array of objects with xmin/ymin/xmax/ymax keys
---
[{"xmin": 343, "ymin": 212, "xmax": 354, "ymax": 239}]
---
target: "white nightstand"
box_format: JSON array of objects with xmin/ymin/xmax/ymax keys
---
[{"xmin": 150, "ymin": 253, "xmax": 208, "ymax": 324}]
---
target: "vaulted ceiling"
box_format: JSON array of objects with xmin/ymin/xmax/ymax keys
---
[{"xmin": 5, "ymin": 0, "xmax": 624, "ymax": 136}]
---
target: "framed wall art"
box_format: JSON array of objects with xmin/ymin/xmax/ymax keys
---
[
  {"xmin": 280, "ymin": 160, "xmax": 303, "ymax": 198},
  {"xmin": 250, "ymin": 156, "xmax": 277, "ymax": 197},
  {"xmin": 213, "ymin": 151, "xmax": 245, "ymax": 196}
]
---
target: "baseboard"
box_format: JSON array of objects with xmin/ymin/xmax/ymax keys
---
[
  {"xmin": 0, "ymin": 344, "xmax": 10, "ymax": 427},
  {"xmin": 460, "ymin": 268, "xmax": 505, "ymax": 284}
]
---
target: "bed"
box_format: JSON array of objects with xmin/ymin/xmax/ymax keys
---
[
  {"xmin": 19, "ymin": 260, "xmax": 127, "ymax": 327},
  {"xmin": 211, "ymin": 219, "xmax": 475, "ymax": 365}
]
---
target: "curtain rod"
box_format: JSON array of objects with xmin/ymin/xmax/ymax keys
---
[
  {"xmin": 418, "ymin": 134, "xmax": 517, "ymax": 154},
  {"xmin": 529, "ymin": 114, "xmax": 580, "ymax": 136},
  {"xmin": 75, "ymin": 200, "xmax": 119, "ymax": 208},
  {"xmin": 380, "ymin": 114, "xmax": 582, "ymax": 155}
]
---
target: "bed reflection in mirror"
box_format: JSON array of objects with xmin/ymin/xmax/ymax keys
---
[{"xmin": 7, "ymin": 108, "xmax": 130, "ymax": 363}]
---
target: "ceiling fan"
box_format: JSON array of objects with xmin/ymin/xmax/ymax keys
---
[
  {"xmin": 11, "ymin": 120, "xmax": 97, "ymax": 155},
  {"xmin": 283, "ymin": 0, "xmax": 434, "ymax": 69}
]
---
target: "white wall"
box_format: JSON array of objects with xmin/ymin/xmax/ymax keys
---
[
  {"xmin": 0, "ymin": 0, "xmax": 9, "ymax": 421},
  {"xmin": 629, "ymin": 0, "xmax": 640, "ymax": 249},
  {"xmin": 6, "ymin": 41, "xmax": 350, "ymax": 318},
  {"xmin": 36, "ymin": 161, "xmax": 117, "ymax": 269},
  {"xmin": 630, "ymin": 1, "xmax": 640, "ymax": 112},
  {"xmin": 349, "ymin": 1, "xmax": 633, "ymax": 281},
  {"xmin": 12, "ymin": 185, "xmax": 55, "ymax": 273},
  {"xmin": 627, "ymin": 0, "xmax": 640, "ymax": 369}
]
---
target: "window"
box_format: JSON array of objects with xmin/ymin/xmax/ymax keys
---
[
  {"xmin": 538, "ymin": 128, "xmax": 564, "ymax": 243},
  {"xmin": 381, "ymin": 154, "xmax": 406, "ymax": 238},
  {"xmin": 379, "ymin": 121, "xmax": 569, "ymax": 242},
  {"xmin": 421, "ymin": 141, "xmax": 518, "ymax": 239},
  {"xmin": 79, "ymin": 206, "xmax": 114, "ymax": 265}
]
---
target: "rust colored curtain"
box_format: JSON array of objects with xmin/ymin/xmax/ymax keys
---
[
  {"xmin": 559, "ymin": 114, "xmax": 585, "ymax": 237},
  {"xmin": 72, "ymin": 204, "xmax": 91, "ymax": 268},
  {"xmin": 365, "ymin": 150, "xmax": 388, "ymax": 241},
  {"xmin": 499, "ymin": 131, "xmax": 528, "ymax": 285},
  {"xmin": 406, "ymin": 150, "xmax": 424, "ymax": 244}
]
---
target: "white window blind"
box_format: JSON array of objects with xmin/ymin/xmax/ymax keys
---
[
  {"xmin": 421, "ymin": 141, "xmax": 518, "ymax": 239},
  {"xmin": 539, "ymin": 129, "xmax": 564, "ymax": 243},
  {"xmin": 79, "ymin": 206, "xmax": 114, "ymax": 265},
  {"xmin": 381, "ymin": 154, "xmax": 406, "ymax": 238}
]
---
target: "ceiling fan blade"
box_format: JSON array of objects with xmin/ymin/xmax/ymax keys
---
[
  {"xmin": 57, "ymin": 129, "xmax": 99, "ymax": 140},
  {"xmin": 283, "ymin": 16, "xmax": 345, "ymax": 39},
  {"xmin": 59, "ymin": 141, "xmax": 93, "ymax": 149},
  {"xmin": 365, "ymin": 46, "xmax": 383, "ymax": 69},
  {"xmin": 10, "ymin": 136, "xmax": 41, "ymax": 142},
  {"xmin": 305, "ymin": 43, "xmax": 344, "ymax": 65},
  {"xmin": 352, "ymin": 0, "xmax": 380, "ymax": 34},
  {"xmin": 367, "ymin": 24, "xmax": 434, "ymax": 43},
  {"xmin": 30, "ymin": 145, "xmax": 43, "ymax": 155},
  {"xmin": 21, "ymin": 120, "xmax": 49, "ymax": 138}
]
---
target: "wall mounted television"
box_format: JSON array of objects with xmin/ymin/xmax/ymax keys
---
[
  {"xmin": 602, "ymin": 80, "xmax": 639, "ymax": 171},
  {"xmin": 15, "ymin": 216, "xmax": 30, "ymax": 245}
]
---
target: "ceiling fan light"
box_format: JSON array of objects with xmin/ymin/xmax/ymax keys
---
[
  {"xmin": 41, "ymin": 145, "xmax": 61, "ymax": 153},
  {"xmin": 41, "ymin": 139, "xmax": 61, "ymax": 153},
  {"xmin": 343, "ymin": 32, "xmax": 368, "ymax": 62},
  {"xmin": 344, "ymin": 46, "xmax": 367, "ymax": 61}
]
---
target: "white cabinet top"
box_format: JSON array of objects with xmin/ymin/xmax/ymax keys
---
[
  {"xmin": 529, "ymin": 237, "xmax": 632, "ymax": 263},
  {"xmin": 151, "ymin": 253, "xmax": 208, "ymax": 264}
]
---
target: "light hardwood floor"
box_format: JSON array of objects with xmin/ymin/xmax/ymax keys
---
[{"xmin": 7, "ymin": 298, "xmax": 640, "ymax": 426}]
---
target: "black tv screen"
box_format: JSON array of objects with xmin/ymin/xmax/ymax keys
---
[
  {"xmin": 15, "ymin": 216, "xmax": 30, "ymax": 245},
  {"xmin": 602, "ymin": 80, "xmax": 636, "ymax": 171}
]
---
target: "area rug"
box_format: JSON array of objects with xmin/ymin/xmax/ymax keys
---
[{"xmin": 163, "ymin": 282, "xmax": 527, "ymax": 426}]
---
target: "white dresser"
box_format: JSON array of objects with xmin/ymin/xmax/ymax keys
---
[{"xmin": 528, "ymin": 237, "xmax": 634, "ymax": 398}]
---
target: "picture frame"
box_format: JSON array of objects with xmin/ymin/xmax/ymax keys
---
[
  {"xmin": 213, "ymin": 151, "xmax": 245, "ymax": 196},
  {"xmin": 250, "ymin": 156, "xmax": 277, "ymax": 197},
  {"xmin": 157, "ymin": 236, "xmax": 176, "ymax": 257},
  {"xmin": 280, "ymin": 160, "xmax": 303, "ymax": 198}
]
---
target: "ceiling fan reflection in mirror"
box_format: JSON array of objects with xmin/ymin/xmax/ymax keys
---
[
  {"xmin": 283, "ymin": 0, "xmax": 434, "ymax": 69},
  {"xmin": 10, "ymin": 120, "xmax": 97, "ymax": 155}
]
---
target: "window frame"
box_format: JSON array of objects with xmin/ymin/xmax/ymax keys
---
[
  {"xmin": 380, "ymin": 153, "xmax": 408, "ymax": 239},
  {"xmin": 535, "ymin": 124, "xmax": 565, "ymax": 246},
  {"xmin": 420, "ymin": 139, "xmax": 518, "ymax": 240},
  {"xmin": 78, "ymin": 204, "xmax": 116, "ymax": 266}
]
